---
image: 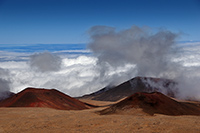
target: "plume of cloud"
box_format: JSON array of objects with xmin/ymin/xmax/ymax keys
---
[
  {"xmin": 88, "ymin": 25, "xmax": 179, "ymax": 80},
  {"xmin": 140, "ymin": 77, "xmax": 178, "ymax": 97},
  {"xmin": 88, "ymin": 25, "xmax": 200, "ymax": 100},
  {"xmin": 174, "ymin": 67, "xmax": 200, "ymax": 100},
  {"xmin": 0, "ymin": 68, "xmax": 11, "ymax": 100},
  {"xmin": 29, "ymin": 51, "xmax": 62, "ymax": 72}
]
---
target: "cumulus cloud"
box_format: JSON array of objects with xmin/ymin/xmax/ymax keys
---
[
  {"xmin": 88, "ymin": 25, "xmax": 179, "ymax": 80},
  {"xmin": 29, "ymin": 51, "xmax": 62, "ymax": 72}
]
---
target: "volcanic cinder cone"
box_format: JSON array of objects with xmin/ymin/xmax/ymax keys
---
[
  {"xmin": 98, "ymin": 92, "xmax": 200, "ymax": 116},
  {"xmin": 0, "ymin": 88, "xmax": 89, "ymax": 110},
  {"xmin": 80, "ymin": 77, "xmax": 177, "ymax": 101}
]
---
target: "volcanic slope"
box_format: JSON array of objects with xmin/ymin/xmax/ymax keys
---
[
  {"xmin": 0, "ymin": 88, "xmax": 90, "ymax": 110},
  {"xmin": 80, "ymin": 77, "xmax": 177, "ymax": 101},
  {"xmin": 98, "ymin": 92, "xmax": 200, "ymax": 116}
]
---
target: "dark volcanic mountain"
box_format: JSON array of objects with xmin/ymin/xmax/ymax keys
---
[
  {"xmin": 0, "ymin": 88, "xmax": 89, "ymax": 110},
  {"xmin": 80, "ymin": 77, "xmax": 177, "ymax": 101},
  {"xmin": 98, "ymin": 92, "xmax": 200, "ymax": 116}
]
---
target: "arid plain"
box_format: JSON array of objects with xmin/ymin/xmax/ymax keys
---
[{"xmin": 0, "ymin": 99, "xmax": 200, "ymax": 133}]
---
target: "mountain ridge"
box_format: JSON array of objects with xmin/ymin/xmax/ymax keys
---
[{"xmin": 79, "ymin": 76, "xmax": 177, "ymax": 101}]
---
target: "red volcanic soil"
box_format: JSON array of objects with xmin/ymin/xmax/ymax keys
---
[
  {"xmin": 0, "ymin": 88, "xmax": 89, "ymax": 110},
  {"xmin": 99, "ymin": 92, "xmax": 200, "ymax": 116}
]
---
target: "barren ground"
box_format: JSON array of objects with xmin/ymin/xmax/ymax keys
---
[{"xmin": 0, "ymin": 100, "xmax": 200, "ymax": 133}]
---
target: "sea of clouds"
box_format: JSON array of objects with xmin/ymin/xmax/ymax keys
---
[{"xmin": 0, "ymin": 26, "xmax": 200, "ymax": 100}]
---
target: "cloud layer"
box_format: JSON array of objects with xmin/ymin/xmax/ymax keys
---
[{"xmin": 0, "ymin": 26, "xmax": 200, "ymax": 100}]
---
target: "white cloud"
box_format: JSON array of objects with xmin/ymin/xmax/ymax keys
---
[
  {"xmin": 0, "ymin": 68, "xmax": 11, "ymax": 100},
  {"xmin": 0, "ymin": 42, "xmax": 200, "ymax": 100},
  {"xmin": 29, "ymin": 52, "xmax": 62, "ymax": 72},
  {"xmin": 0, "ymin": 27, "xmax": 199, "ymax": 100},
  {"xmin": 88, "ymin": 25, "xmax": 179, "ymax": 78},
  {"xmin": 0, "ymin": 52, "xmax": 137, "ymax": 97}
]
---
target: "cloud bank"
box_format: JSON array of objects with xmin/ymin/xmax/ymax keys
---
[{"xmin": 0, "ymin": 26, "xmax": 200, "ymax": 101}]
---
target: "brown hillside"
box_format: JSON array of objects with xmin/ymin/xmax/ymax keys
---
[
  {"xmin": 99, "ymin": 92, "xmax": 200, "ymax": 116},
  {"xmin": 0, "ymin": 88, "xmax": 89, "ymax": 110}
]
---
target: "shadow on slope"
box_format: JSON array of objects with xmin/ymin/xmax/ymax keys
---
[{"xmin": 98, "ymin": 92, "xmax": 200, "ymax": 116}]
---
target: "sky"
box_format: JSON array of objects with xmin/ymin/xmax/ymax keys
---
[
  {"xmin": 0, "ymin": 0, "xmax": 200, "ymax": 100},
  {"xmin": 0, "ymin": 0, "xmax": 199, "ymax": 44}
]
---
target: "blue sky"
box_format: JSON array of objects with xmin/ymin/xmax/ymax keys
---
[{"xmin": 0, "ymin": 0, "xmax": 199, "ymax": 44}]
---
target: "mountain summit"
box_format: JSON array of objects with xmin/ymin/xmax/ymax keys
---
[
  {"xmin": 80, "ymin": 77, "xmax": 177, "ymax": 101},
  {"xmin": 0, "ymin": 88, "xmax": 89, "ymax": 110}
]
